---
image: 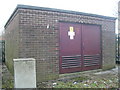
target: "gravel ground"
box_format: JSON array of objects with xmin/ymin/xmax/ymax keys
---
[
  {"xmin": 37, "ymin": 66, "xmax": 119, "ymax": 88},
  {"xmin": 2, "ymin": 63, "xmax": 14, "ymax": 88},
  {"xmin": 1, "ymin": 63, "xmax": 120, "ymax": 88}
]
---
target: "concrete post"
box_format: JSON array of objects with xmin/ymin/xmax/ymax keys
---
[{"xmin": 13, "ymin": 58, "xmax": 36, "ymax": 88}]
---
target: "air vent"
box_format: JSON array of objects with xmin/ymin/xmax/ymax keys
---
[
  {"xmin": 84, "ymin": 54, "xmax": 100, "ymax": 67},
  {"xmin": 62, "ymin": 55, "xmax": 81, "ymax": 68}
]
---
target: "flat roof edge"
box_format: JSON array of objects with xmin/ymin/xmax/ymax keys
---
[
  {"xmin": 4, "ymin": 4, "xmax": 117, "ymax": 28},
  {"xmin": 17, "ymin": 4, "xmax": 117, "ymax": 20}
]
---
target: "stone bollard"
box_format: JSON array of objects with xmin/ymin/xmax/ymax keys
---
[{"xmin": 13, "ymin": 58, "xmax": 36, "ymax": 88}]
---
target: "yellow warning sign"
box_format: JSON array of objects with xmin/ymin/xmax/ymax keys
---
[
  {"xmin": 70, "ymin": 27, "xmax": 74, "ymax": 32},
  {"xmin": 68, "ymin": 26, "xmax": 75, "ymax": 40}
]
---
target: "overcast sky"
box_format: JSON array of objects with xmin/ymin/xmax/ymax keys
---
[{"xmin": 0, "ymin": 0, "xmax": 119, "ymax": 34}]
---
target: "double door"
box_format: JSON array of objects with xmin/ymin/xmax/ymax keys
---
[{"xmin": 59, "ymin": 22, "xmax": 101, "ymax": 74}]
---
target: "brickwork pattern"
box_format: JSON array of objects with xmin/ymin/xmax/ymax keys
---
[{"xmin": 5, "ymin": 6, "xmax": 116, "ymax": 83}]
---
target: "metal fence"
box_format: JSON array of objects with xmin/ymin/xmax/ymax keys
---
[
  {"xmin": 0, "ymin": 40, "xmax": 5, "ymax": 62},
  {"xmin": 116, "ymin": 34, "xmax": 120, "ymax": 64}
]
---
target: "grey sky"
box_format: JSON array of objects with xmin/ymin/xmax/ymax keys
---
[{"xmin": 0, "ymin": 0, "xmax": 119, "ymax": 34}]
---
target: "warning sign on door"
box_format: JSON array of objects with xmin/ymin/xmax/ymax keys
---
[{"xmin": 68, "ymin": 27, "xmax": 75, "ymax": 40}]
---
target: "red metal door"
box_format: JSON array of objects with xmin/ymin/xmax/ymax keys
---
[
  {"xmin": 59, "ymin": 22, "xmax": 101, "ymax": 74},
  {"xmin": 82, "ymin": 24, "xmax": 101, "ymax": 70},
  {"xmin": 59, "ymin": 22, "xmax": 82, "ymax": 74}
]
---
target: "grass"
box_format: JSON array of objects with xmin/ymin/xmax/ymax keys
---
[
  {"xmin": 71, "ymin": 76, "xmax": 89, "ymax": 82},
  {"xmin": 53, "ymin": 76, "xmax": 118, "ymax": 88},
  {"xmin": 2, "ymin": 63, "xmax": 14, "ymax": 88},
  {"xmin": 2, "ymin": 79, "xmax": 14, "ymax": 88},
  {"xmin": 51, "ymin": 67, "xmax": 119, "ymax": 88},
  {"xmin": 2, "ymin": 63, "xmax": 119, "ymax": 88}
]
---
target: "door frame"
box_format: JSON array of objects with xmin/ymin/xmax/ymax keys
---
[{"xmin": 59, "ymin": 21, "xmax": 102, "ymax": 74}]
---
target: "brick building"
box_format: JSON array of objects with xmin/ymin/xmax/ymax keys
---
[{"xmin": 5, "ymin": 5, "xmax": 116, "ymax": 83}]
